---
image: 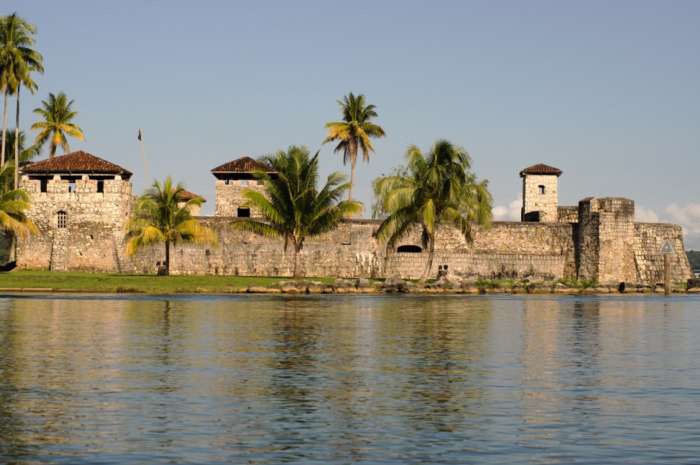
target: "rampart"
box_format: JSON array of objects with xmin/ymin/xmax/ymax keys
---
[{"xmin": 9, "ymin": 154, "xmax": 693, "ymax": 284}]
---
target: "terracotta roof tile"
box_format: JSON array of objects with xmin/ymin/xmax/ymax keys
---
[
  {"xmin": 211, "ymin": 156, "xmax": 275, "ymax": 173},
  {"xmin": 519, "ymin": 163, "xmax": 562, "ymax": 177},
  {"xmin": 176, "ymin": 190, "xmax": 205, "ymax": 203},
  {"xmin": 23, "ymin": 151, "xmax": 133, "ymax": 178}
]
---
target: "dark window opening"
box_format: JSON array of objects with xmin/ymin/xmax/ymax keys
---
[
  {"xmin": 57, "ymin": 211, "xmax": 68, "ymax": 228},
  {"xmin": 523, "ymin": 211, "xmax": 540, "ymax": 222},
  {"xmin": 397, "ymin": 245, "xmax": 422, "ymax": 253},
  {"xmin": 97, "ymin": 180, "xmax": 104, "ymax": 193},
  {"xmin": 40, "ymin": 178, "xmax": 48, "ymax": 193},
  {"xmin": 237, "ymin": 207, "xmax": 251, "ymax": 218},
  {"xmin": 538, "ymin": 185, "xmax": 546, "ymax": 194},
  {"xmin": 68, "ymin": 182, "xmax": 77, "ymax": 193}
]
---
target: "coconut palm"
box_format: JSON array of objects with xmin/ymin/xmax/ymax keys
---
[
  {"xmin": 31, "ymin": 92, "xmax": 85, "ymax": 158},
  {"xmin": 126, "ymin": 177, "xmax": 216, "ymax": 275},
  {"xmin": 0, "ymin": 164, "xmax": 36, "ymax": 240},
  {"xmin": 324, "ymin": 92, "xmax": 385, "ymax": 201},
  {"xmin": 232, "ymin": 146, "xmax": 362, "ymax": 278},
  {"xmin": 0, "ymin": 13, "xmax": 43, "ymax": 173},
  {"xmin": 0, "ymin": 130, "xmax": 40, "ymax": 192},
  {"xmin": 374, "ymin": 140, "xmax": 493, "ymax": 278}
]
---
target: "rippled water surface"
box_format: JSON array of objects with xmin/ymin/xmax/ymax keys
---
[{"xmin": 1, "ymin": 294, "xmax": 700, "ymax": 464}]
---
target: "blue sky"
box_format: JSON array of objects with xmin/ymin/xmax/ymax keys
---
[{"xmin": 6, "ymin": 1, "xmax": 700, "ymax": 245}]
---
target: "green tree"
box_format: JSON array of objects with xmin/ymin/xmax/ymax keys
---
[
  {"xmin": 0, "ymin": 164, "xmax": 36, "ymax": 241},
  {"xmin": 126, "ymin": 177, "xmax": 216, "ymax": 275},
  {"xmin": 31, "ymin": 92, "xmax": 85, "ymax": 158},
  {"xmin": 373, "ymin": 140, "xmax": 493, "ymax": 277},
  {"xmin": 0, "ymin": 130, "xmax": 40, "ymax": 192},
  {"xmin": 232, "ymin": 146, "xmax": 362, "ymax": 277},
  {"xmin": 324, "ymin": 92, "xmax": 385, "ymax": 201},
  {"xmin": 0, "ymin": 12, "xmax": 43, "ymax": 178}
]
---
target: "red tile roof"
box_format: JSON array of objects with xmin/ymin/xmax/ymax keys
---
[
  {"xmin": 23, "ymin": 151, "xmax": 133, "ymax": 178},
  {"xmin": 211, "ymin": 156, "xmax": 275, "ymax": 173},
  {"xmin": 176, "ymin": 190, "xmax": 206, "ymax": 203},
  {"xmin": 519, "ymin": 163, "xmax": 562, "ymax": 177}
]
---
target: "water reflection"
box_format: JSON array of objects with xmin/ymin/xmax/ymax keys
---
[{"xmin": 1, "ymin": 295, "xmax": 700, "ymax": 464}]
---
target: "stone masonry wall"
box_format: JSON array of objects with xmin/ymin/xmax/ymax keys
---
[
  {"xmin": 12, "ymin": 180, "xmax": 692, "ymax": 285},
  {"xmin": 215, "ymin": 179, "xmax": 266, "ymax": 217},
  {"xmin": 634, "ymin": 223, "xmax": 691, "ymax": 284},
  {"xmin": 120, "ymin": 219, "xmax": 577, "ymax": 280},
  {"xmin": 17, "ymin": 176, "xmax": 132, "ymax": 271}
]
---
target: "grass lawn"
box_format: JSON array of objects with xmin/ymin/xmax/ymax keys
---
[{"xmin": 0, "ymin": 270, "xmax": 333, "ymax": 294}]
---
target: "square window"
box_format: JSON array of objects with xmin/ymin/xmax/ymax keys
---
[
  {"xmin": 538, "ymin": 185, "xmax": 546, "ymax": 194},
  {"xmin": 237, "ymin": 207, "xmax": 251, "ymax": 218}
]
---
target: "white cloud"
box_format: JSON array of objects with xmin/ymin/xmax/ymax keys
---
[
  {"xmin": 492, "ymin": 197, "xmax": 521, "ymax": 221},
  {"xmin": 635, "ymin": 205, "xmax": 659, "ymax": 223},
  {"xmin": 665, "ymin": 203, "xmax": 700, "ymax": 236}
]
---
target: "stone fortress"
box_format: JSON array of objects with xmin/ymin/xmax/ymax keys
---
[{"xmin": 11, "ymin": 150, "xmax": 692, "ymax": 285}]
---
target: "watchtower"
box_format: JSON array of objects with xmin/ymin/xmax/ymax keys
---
[
  {"xmin": 210, "ymin": 156, "xmax": 276, "ymax": 218},
  {"xmin": 18, "ymin": 150, "xmax": 133, "ymax": 271},
  {"xmin": 520, "ymin": 163, "xmax": 562, "ymax": 222}
]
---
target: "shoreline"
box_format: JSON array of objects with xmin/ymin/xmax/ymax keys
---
[
  {"xmin": 0, "ymin": 271, "xmax": 695, "ymax": 296},
  {"xmin": 0, "ymin": 286, "xmax": 696, "ymax": 296}
]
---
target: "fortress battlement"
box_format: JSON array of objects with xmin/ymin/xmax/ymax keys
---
[{"xmin": 12, "ymin": 151, "xmax": 692, "ymax": 284}]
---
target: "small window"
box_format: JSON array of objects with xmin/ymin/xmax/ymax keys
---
[
  {"xmin": 57, "ymin": 211, "xmax": 68, "ymax": 228},
  {"xmin": 397, "ymin": 245, "xmax": 422, "ymax": 253},
  {"xmin": 68, "ymin": 181, "xmax": 77, "ymax": 193},
  {"xmin": 40, "ymin": 178, "xmax": 48, "ymax": 193},
  {"xmin": 538, "ymin": 185, "xmax": 546, "ymax": 194},
  {"xmin": 237, "ymin": 207, "xmax": 251, "ymax": 218},
  {"xmin": 225, "ymin": 179, "xmax": 231, "ymax": 185},
  {"xmin": 97, "ymin": 180, "xmax": 104, "ymax": 193}
]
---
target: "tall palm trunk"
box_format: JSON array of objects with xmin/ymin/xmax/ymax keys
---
[
  {"xmin": 164, "ymin": 239, "xmax": 171, "ymax": 276},
  {"xmin": 348, "ymin": 138, "xmax": 358, "ymax": 201},
  {"xmin": 1, "ymin": 87, "xmax": 8, "ymax": 168},
  {"xmin": 422, "ymin": 236, "xmax": 436, "ymax": 279},
  {"xmin": 292, "ymin": 243, "xmax": 302, "ymax": 278},
  {"xmin": 13, "ymin": 86, "xmax": 20, "ymax": 189}
]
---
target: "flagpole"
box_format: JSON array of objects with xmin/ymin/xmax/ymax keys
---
[{"xmin": 138, "ymin": 129, "xmax": 150, "ymax": 189}]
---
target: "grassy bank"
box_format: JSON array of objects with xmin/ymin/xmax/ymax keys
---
[{"xmin": 0, "ymin": 271, "xmax": 333, "ymax": 294}]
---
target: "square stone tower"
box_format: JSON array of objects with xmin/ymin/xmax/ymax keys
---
[
  {"xmin": 211, "ymin": 156, "xmax": 276, "ymax": 218},
  {"xmin": 520, "ymin": 163, "xmax": 562, "ymax": 222},
  {"xmin": 18, "ymin": 151, "xmax": 133, "ymax": 271}
]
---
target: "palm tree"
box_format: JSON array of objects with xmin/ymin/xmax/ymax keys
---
[
  {"xmin": 374, "ymin": 140, "xmax": 493, "ymax": 278},
  {"xmin": 0, "ymin": 13, "xmax": 43, "ymax": 173},
  {"xmin": 324, "ymin": 92, "xmax": 385, "ymax": 201},
  {"xmin": 31, "ymin": 92, "xmax": 85, "ymax": 158},
  {"xmin": 126, "ymin": 177, "xmax": 215, "ymax": 275},
  {"xmin": 232, "ymin": 146, "xmax": 362, "ymax": 278},
  {"xmin": 0, "ymin": 164, "xmax": 36, "ymax": 241},
  {"xmin": 0, "ymin": 130, "xmax": 40, "ymax": 192}
]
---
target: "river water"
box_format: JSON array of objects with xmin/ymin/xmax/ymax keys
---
[{"xmin": 0, "ymin": 294, "xmax": 699, "ymax": 464}]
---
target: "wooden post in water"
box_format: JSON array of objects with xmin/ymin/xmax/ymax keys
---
[
  {"xmin": 664, "ymin": 253, "xmax": 671, "ymax": 296},
  {"xmin": 661, "ymin": 240, "xmax": 674, "ymax": 296}
]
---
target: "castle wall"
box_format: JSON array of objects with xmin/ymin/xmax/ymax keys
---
[
  {"xmin": 634, "ymin": 223, "xmax": 691, "ymax": 284},
  {"xmin": 557, "ymin": 206, "xmax": 579, "ymax": 223},
  {"xmin": 17, "ymin": 176, "xmax": 132, "ymax": 271},
  {"xmin": 119, "ymin": 219, "xmax": 577, "ymax": 280},
  {"xmin": 12, "ymin": 171, "xmax": 691, "ymax": 285},
  {"xmin": 576, "ymin": 197, "xmax": 692, "ymax": 284}
]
